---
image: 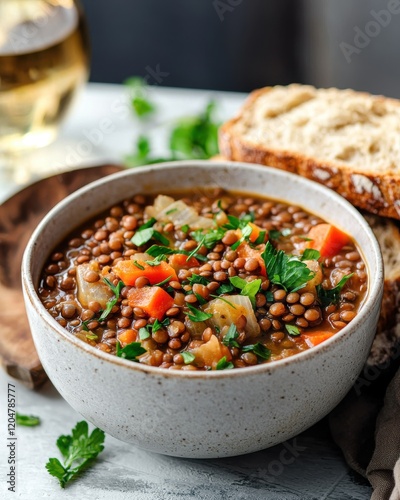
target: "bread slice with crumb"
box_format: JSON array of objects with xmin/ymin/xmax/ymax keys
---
[
  {"xmin": 364, "ymin": 214, "xmax": 400, "ymax": 366},
  {"xmin": 219, "ymin": 84, "xmax": 400, "ymax": 219}
]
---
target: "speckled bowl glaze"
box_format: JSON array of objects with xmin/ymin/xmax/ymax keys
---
[{"xmin": 22, "ymin": 161, "xmax": 383, "ymax": 459}]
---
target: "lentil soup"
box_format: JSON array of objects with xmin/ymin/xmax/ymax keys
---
[{"xmin": 38, "ymin": 189, "xmax": 368, "ymax": 371}]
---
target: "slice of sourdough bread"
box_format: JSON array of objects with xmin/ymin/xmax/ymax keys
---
[
  {"xmin": 364, "ymin": 214, "xmax": 400, "ymax": 367},
  {"xmin": 219, "ymin": 84, "xmax": 400, "ymax": 219}
]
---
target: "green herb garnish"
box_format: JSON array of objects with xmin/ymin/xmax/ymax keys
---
[
  {"xmin": 187, "ymin": 274, "xmax": 210, "ymax": 286},
  {"xmin": 133, "ymin": 260, "xmax": 145, "ymax": 270},
  {"xmin": 16, "ymin": 413, "xmax": 41, "ymax": 427},
  {"xmin": 146, "ymin": 245, "xmax": 207, "ymax": 262},
  {"xmin": 191, "ymin": 227, "xmax": 226, "ymax": 249},
  {"xmin": 301, "ymin": 249, "xmax": 321, "ymax": 261},
  {"xmin": 186, "ymin": 304, "xmax": 213, "ymax": 323},
  {"xmin": 125, "ymin": 77, "xmax": 155, "ymax": 118},
  {"xmin": 216, "ymin": 282, "xmax": 236, "ymax": 295},
  {"xmin": 222, "ymin": 324, "xmax": 240, "ymax": 348},
  {"xmin": 45, "ymin": 421, "xmax": 105, "ymax": 489},
  {"xmin": 166, "ymin": 208, "xmax": 178, "ymax": 215},
  {"xmin": 186, "ymin": 236, "xmax": 205, "ymax": 261},
  {"xmin": 116, "ymin": 341, "xmax": 146, "ymax": 361},
  {"xmin": 99, "ymin": 279, "xmax": 125, "ymax": 322},
  {"xmin": 216, "ymin": 356, "xmax": 234, "ymax": 370},
  {"xmin": 285, "ymin": 324, "xmax": 301, "ymax": 336},
  {"xmin": 231, "ymin": 223, "xmax": 253, "ymax": 251},
  {"xmin": 139, "ymin": 327, "xmax": 150, "ymax": 340},
  {"xmin": 153, "ymin": 276, "xmax": 172, "ymax": 287},
  {"xmin": 131, "ymin": 219, "xmax": 169, "ymax": 247},
  {"xmin": 229, "ymin": 276, "xmax": 262, "ymax": 308},
  {"xmin": 261, "ymin": 241, "xmax": 315, "ymax": 293},
  {"xmin": 252, "ymin": 230, "xmax": 267, "ymax": 245},
  {"xmin": 317, "ymin": 274, "xmax": 354, "ymax": 307},
  {"xmin": 85, "ymin": 333, "xmax": 98, "ymax": 341},
  {"xmin": 181, "ymin": 224, "xmax": 189, "ymax": 233},
  {"xmin": 152, "ymin": 318, "xmax": 170, "ymax": 333},
  {"xmin": 242, "ymin": 343, "xmax": 271, "ymax": 360},
  {"xmin": 181, "ymin": 352, "xmax": 196, "ymax": 364}
]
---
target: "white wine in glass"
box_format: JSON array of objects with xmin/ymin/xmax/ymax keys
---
[{"xmin": 0, "ymin": 0, "xmax": 89, "ymax": 180}]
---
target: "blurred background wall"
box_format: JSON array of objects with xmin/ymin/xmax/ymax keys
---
[{"xmin": 80, "ymin": 0, "xmax": 400, "ymax": 98}]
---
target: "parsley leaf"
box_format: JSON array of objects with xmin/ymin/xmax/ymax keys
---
[
  {"xmin": 181, "ymin": 352, "xmax": 196, "ymax": 364},
  {"xmin": 98, "ymin": 279, "xmax": 125, "ymax": 322},
  {"xmin": 116, "ymin": 341, "xmax": 146, "ymax": 361},
  {"xmin": 186, "ymin": 304, "xmax": 213, "ymax": 322},
  {"xmin": 252, "ymin": 230, "xmax": 267, "ymax": 245},
  {"xmin": 261, "ymin": 241, "xmax": 315, "ymax": 293},
  {"xmin": 216, "ymin": 356, "xmax": 234, "ymax": 370},
  {"xmin": 222, "ymin": 324, "xmax": 240, "ymax": 348},
  {"xmin": 191, "ymin": 227, "xmax": 226, "ymax": 249},
  {"xmin": 242, "ymin": 343, "xmax": 271, "ymax": 360},
  {"xmin": 16, "ymin": 413, "xmax": 40, "ymax": 427},
  {"xmin": 169, "ymin": 101, "xmax": 220, "ymax": 159},
  {"xmin": 125, "ymin": 77, "xmax": 155, "ymax": 118},
  {"xmin": 231, "ymin": 223, "xmax": 253, "ymax": 251},
  {"xmin": 301, "ymin": 249, "xmax": 321, "ymax": 261},
  {"xmin": 181, "ymin": 224, "xmax": 189, "ymax": 233},
  {"xmin": 187, "ymin": 274, "xmax": 210, "ymax": 286},
  {"xmin": 139, "ymin": 327, "xmax": 150, "ymax": 340},
  {"xmin": 131, "ymin": 219, "xmax": 169, "ymax": 247},
  {"xmin": 45, "ymin": 421, "xmax": 105, "ymax": 488},
  {"xmin": 146, "ymin": 245, "xmax": 207, "ymax": 262},
  {"xmin": 285, "ymin": 324, "xmax": 301, "ymax": 336},
  {"xmin": 153, "ymin": 276, "xmax": 172, "ymax": 287},
  {"xmin": 216, "ymin": 282, "xmax": 235, "ymax": 295},
  {"xmin": 229, "ymin": 276, "xmax": 262, "ymax": 308},
  {"xmin": 317, "ymin": 274, "xmax": 354, "ymax": 307}
]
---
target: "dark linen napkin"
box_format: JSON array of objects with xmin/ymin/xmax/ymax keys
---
[{"xmin": 329, "ymin": 351, "xmax": 400, "ymax": 499}]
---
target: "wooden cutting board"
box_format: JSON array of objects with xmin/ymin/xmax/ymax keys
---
[{"xmin": 0, "ymin": 164, "xmax": 123, "ymax": 389}]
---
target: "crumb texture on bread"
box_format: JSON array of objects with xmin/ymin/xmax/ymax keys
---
[
  {"xmin": 219, "ymin": 84, "xmax": 400, "ymax": 218},
  {"xmin": 234, "ymin": 84, "xmax": 400, "ymax": 173}
]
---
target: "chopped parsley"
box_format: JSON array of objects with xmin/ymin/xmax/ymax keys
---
[
  {"xmin": 186, "ymin": 304, "xmax": 213, "ymax": 323},
  {"xmin": 139, "ymin": 327, "xmax": 150, "ymax": 340},
  {"xmin": 187, "ymin": 274, "xmax": 210, "ymax": 286},
  {"xmin": 131, "ymin": 218, "xmax": 169, "ymax": 247},
  {"xmin": 98, "ymin": 279, "xmax": 125, "ymax": 322},
  {"xmin": 242, "ymin": 343, "xmax": 271, "ymax": 360},
  {"xmin": 285, "ymin": 324, "xmax": 301, "ymax": 336},
  {"xmin": 16, "ymin": 413, "xmax": 41, "ymax": 427},
  {"xmin": 116, "ymin": 341, "xmax": 146, "ymax": 361},
  {"xmin": 216, "ymin": 356, "xmax": 234, "ymax": 370},
  {"xmin": 222, "ymin": 324, "xmax": 240, "ymax": 348},
  {"xmin": 146, "ymin": 244, "xmax": 207, "ymax": 262},
  {"xmin": 191, "ymin": 227, "xmax": 226, "ymax": 249},
  {"xmin": 301, "ymin": 249, "xmax": 321, "ymax": 261},
  {"xmin": 317, "ymin": 274, "xmax": 354, "ymax": 307},
  {"xmin": 229, "ymin": 276, "xmax": 262, "ymax": 308},
  {"xmin": 181, "ymin": 352, "xmax": 196, "ymax": 364},
  {"xmin": 231, "ymin": 223, "xmax": 253, "ymax": 251},
  {"xmin": 261, "ymin": 241, "xmax": 315, "ymax": 293}
]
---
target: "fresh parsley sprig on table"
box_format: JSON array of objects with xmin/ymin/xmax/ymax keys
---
[
  {"xmin": 45, "ymin": 421, "xmax": 105, "ymax": 489},
  {"xmin": 16, "ymin": 413, "xmax": 41, "ymax": 426},
  {"xmin": 124, "ymin": 78, "xmax": 220, "ymax": 167}
]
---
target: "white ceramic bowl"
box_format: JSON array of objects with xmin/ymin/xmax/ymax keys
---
[{"xmin": 22, "ymin": 161, "xmax": 383, "ymax": 458}]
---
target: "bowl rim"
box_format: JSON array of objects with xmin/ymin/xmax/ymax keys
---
[{"xmin": 22, "ymin": 160, "xmax": 384, "ymax": 379}]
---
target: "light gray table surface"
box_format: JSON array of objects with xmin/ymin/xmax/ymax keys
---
[{"xmin": 0, "ymin": 83, "xmax": 372, "ymax": 499}]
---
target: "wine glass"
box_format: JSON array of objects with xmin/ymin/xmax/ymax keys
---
[{"xmin": 0, "ymin": 0, "xmax": 89, "ymax": 184}]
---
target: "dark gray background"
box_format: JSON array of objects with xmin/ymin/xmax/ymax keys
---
[{"xmin": 80, "ymin": 0, "xmax": 400, "ymax": 96}]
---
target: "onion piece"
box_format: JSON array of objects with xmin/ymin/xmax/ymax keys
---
[
  {"xmin": 204, "ymin": 295, "xmax": 260, "ymax": 338},
  {"xmin": 184, "ymin": 317, "xmax": 207, "ymax": 339},
  {"xmin": 145, "ymin": 195, "xmax": 175, "ymax": 219},
  {"xmin": 145, "ymin": 195, "xmax": 215, "ymax": 230},
  {"xmin": 76, "ymin": 263, "xmax": 113, "ymax": 309}
]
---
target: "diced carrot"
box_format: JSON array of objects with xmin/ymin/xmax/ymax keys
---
[
  {"xmin": 127, "ymin": 286, "xmax": 174, "ymax": 320},
  {"xmin": 237, "ymin": 243, "xmax": 267, "ymax": 276},
  {"xmin": 306, "ymin": 223, "xmax": 350, "ymax": 258},
  {"xmin": 113, "ymin": 259, "xmax": 178, "ymax": 286},
  {"xmin": 248, "ymin": 222, "xmax": 265, "ymax": 244},
  {"xmin": 118, "ymin": 329, "xmax": 137, "ymax": 345},
  {"xmin": 301, "ymin": 331, "xmax": 336, "ymax": 347},
  {"xmin": 168, "ymin": 253, "xmax": 200, "ymax": 270}
]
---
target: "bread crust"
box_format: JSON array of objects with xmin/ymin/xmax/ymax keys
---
[{"xmin": 219, "ymin": 86, "xmax": 400, "ymax": 220}]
